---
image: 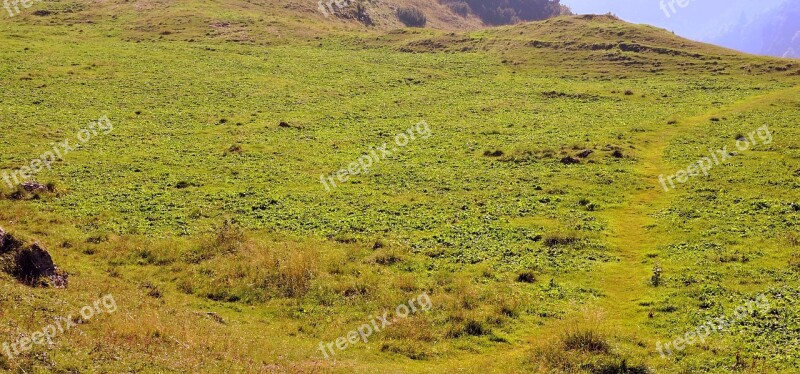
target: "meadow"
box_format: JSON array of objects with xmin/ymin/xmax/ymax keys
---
[{"xmin": 0, "ymin": 2, "xmax": 798, "ymax": 373}]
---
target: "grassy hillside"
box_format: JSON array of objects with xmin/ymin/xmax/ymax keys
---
[{"xmin": 0, "ymin": 1, "xmax": 799, "ymax": 373}]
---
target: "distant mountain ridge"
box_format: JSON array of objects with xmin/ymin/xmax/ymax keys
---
[{"xmin": 707, "ymin": 0, "xmax": 800, "ymax": 58}]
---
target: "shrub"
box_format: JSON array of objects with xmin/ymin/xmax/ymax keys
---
[
  {"xmin": 464, "ymin": 0, "xmax": 564, "ymax": 25},
  {"xmin": 516, "ymin": 271, "xmax": 536, "ymax": 283},
  {"xmin": 397, "ymin": 7, "xmax": 427, "ymax": 27},
  {"xmin": 464, "ymin": 320, "xmax": 487, "ymax": 336},
  {"xmin": 445, "ymin": 1, "xmax": 470, "ymax": 17},
  {"xmin": 530, "ymin": 324, "xmax": 646, "ymax": 373},
  {"xmin": 562, "ymin": 328, "xmax": 609, "ymax": 353},
  {"xmin": 226, "ymin": 144, "xmax": 243, "ymax": 154},
  {"xmin": 214, "ymin": 219, "xmax": 245, "ymax": 253},
  {"xmin": 650, "ymin": 263, "xmax": 662, "ymax": 287},
  {"xmin": 450, "ymin": 3, "xmax": 470, "ymax": 17}
]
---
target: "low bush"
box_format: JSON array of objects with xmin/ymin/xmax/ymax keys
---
[
  {"xmin": 562, "ymin": 327, "xmax": 609, "ymax": 353},
  {"xmin": 397, "ymin": 7, "xmax": 427, "ymax": 27}
]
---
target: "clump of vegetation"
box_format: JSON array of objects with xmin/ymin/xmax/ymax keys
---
[
  {"xmin": 453, "ymin": 0, "xmax": 568, "ymax": 25},
  {"xmin": 185, "ymin": 219, "xmax": 245, "ymax": 263},
  {"xmin": 443, "ymin": 0, "xmax": 470, "ymax": 17},
  {"xmin": 517, "ymin": 271, "xmax": 536, "ymax": 283},
  {"xmin": 397, "ymin": 7, "xmax": 427, "ymax": 27},
  {"xmin": 543, "ymin": 232, "xmax": 582, "ymax": 247},
  {"xmin": 371, "ymin": 248, "xmax": 404, "ymax": 265},
  {"xmin": 529, "ymin": 324, "xmax": 649, "ymax": 373},
  {"xmin": 183, "ymin": 237, "xmax": 320, "ymax": 302},
  {"xmin": 562, "ymin": 327, "xmax": 609, "ymax": 353},
  {"xmin": 464, "ymin": 320, "xmax": 488, "ymax": 336},
  {"xmin": 788, "ymin": 253, "xmax": 800, "ymax": 270},
  {"xmin": 1, "ymin": 181, "xmax": 61, "ymax": 201},
  {"xmin": 225, "ymin": 143, "xmax": 243, "ymax": 155},
  {"xmin": 212, "ymin": 219, "xmax": 245, "ymax": 254},
  {"xmin": 650, "ymin": 263, "xmax": 662, "ymax": 287}
]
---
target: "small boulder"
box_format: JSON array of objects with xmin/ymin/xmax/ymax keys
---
[
  {"xmin": 0, "ymin": 227, "xmax": 67, "ymax": 288},
  {"xmin": 560, "ymin": 156, "xmax": 580, "ymax": 165},
  {"xmin": 14, "ymin": 243, "xmax": 57, "ymax": 281},
  {"xmin": 0, "ymin": 227, "xmax": 23, "ymax": 254},
  {"xmin": 21, "ymin": 181, "xmax": 48, "ymax": 192}
]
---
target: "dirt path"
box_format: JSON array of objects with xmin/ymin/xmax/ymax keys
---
[
  {"xmin": 410, "ymin": 85, "xmax": 800, "ymax": 373},
  {"xmin": 591, "ymin": 83, "xmax": 800, "ymax": 347}
]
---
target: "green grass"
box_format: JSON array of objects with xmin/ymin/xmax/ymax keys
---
[{"xmin": 0, "ymin": 3, "xmax": 798, "ymax": 373}]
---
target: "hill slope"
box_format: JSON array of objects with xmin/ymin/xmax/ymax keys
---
[{"xmin": 0, "ymin": 2, "xmax": 799, "ymax": 373}]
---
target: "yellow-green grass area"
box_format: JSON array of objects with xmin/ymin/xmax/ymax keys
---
[{"xmin": 0, "ymin": 8, "xmax": 798, "ymax": 373}]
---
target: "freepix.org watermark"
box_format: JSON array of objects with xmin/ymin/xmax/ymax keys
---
[
  {"xmin": 320, "ymin": 120, "xmax": 431, "ymax": 192},
  {"xmin": 2, "ymin": 115, "xmax": 113, "ymax": 190},
  {"xmin": 2, "ymin": 294, "xmax": 117, "ymax": 360},
  {"xmin": 658, "ymin": 124, "xmax": 772, "ymax": 192},
  {"xmin": 656, "ymin": 294, "xmax": 770, "ymax": 358},
  {"xmin": 318, "ymin": 292, "xmax": 432, "ymax": 359},
  {"xmin": 3, "ymin": 0, "xmax": 44, "ymax": 17},
  {"xmin": 659, "ymin": 0, "xmax": 696, "ymax": 18}
]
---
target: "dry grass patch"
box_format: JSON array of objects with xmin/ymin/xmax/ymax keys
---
[{"xmin": 528, "ymin": 321, "xmax": 650, "ymax": 373}]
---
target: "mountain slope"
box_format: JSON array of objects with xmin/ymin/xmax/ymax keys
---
[
  {"xmin": 0, "ymin": 2, "xmax": 799, "ymax": 373},
  {"xmin": 708, "ymin": 0, "xmax": 800, "ymax": 58}
]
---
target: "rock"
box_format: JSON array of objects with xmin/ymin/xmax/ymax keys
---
[
  {"xmin": 21, "ymin": 181, "xmax": 48, "ymax": 192},
  {"xmin": 14, "ymin": 243, "xmax": 56, "ymax": 282},
  {"xmin": 611, "ymin": 150, "xmax": 624, "ymax": 158},
  {"xmin": 0, "ymin": 227, "xmax": 7, "ymax": 251},
  {"xmin": 48, "ymin": 269, "xmax": 69, "ymax": 288},
  {"xmin": 560, "ymin": 156, "xmax": 580, "ymax": 165},
  {"xmin": 0, "ymin": 227, "xmax": 23, "ymax": 254},
  {"xmin": 278, "ymin": 121, "xmax": 292, "ymax": 128},
  {"xmin": 576, "ymin": 149, "xmax": 593, "ymax": 158},
  {"xmin": 0, "ymin": 227, "xmax": 67, "ymax": 288}
]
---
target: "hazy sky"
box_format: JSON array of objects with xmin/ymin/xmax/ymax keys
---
[{"xmin": 560, "ymin": 0, "xmax": 789, "ymax": 43}]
